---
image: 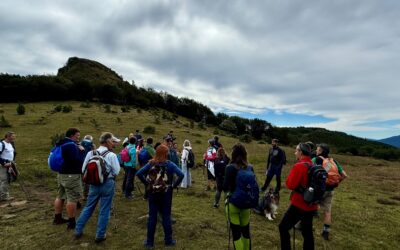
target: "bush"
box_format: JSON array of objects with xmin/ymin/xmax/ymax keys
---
[
  {"xmin": 17, "ymin": 103, "xmax": 25, "ymax": 115},
  {"xmin": 0, "ymin": 115, "xmax": 12, "ymax": 127},
  {"xmin": 103, "ymin": 104, "xmax": 111, "ymax": 113},
  {"xmin": 90, "ymin": 119, "xmax": 100, "ymax": 129},
  {"xmin": 121, "ymin": 106, "xmax": 130, "ymax": 113},
  {"xmin": 54, "ymin": 104, "xmax": 63, "ymax": 112},
  {"xmin": 143, "ymin": 126, "xmax": 156, "ymax": 134},
  {"xmin": 190, "ymin": 121, "xmax": 194, "ymax": 129},
  {"xmin": 62, "ymin": 105, "xmax": 73, "ymax": 113},
  {"xmin": 80, "ymin": 100, "xmax": 92, "ymax": 108},
  {"xmin": 198, "ymin": 121, "xmax": 206, "ymax": 130},
  {"xmin": 154, "ymin": 117, "xmax": 161, "ymax": 125},
  {"xmin": 239, "ymin": 134, "xmax": 252, "ymax": 143},
  {"xmin": 50, "ymin": 133, "xmax": 65, "ymax": 146},
  {"xmin": 219, "ymin": 119, "xmax": 237, "ymax": 134}
]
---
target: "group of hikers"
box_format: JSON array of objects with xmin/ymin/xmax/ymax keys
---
[{"xmin": 0, "ymin": 128, "xmax": 348, "ymax": 250}]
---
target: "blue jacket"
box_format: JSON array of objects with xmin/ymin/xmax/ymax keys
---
[
  {"xmin": 59, "ymin": 138, "xmax": 85, "ymax": 174},
  {"xmin": 136, "ymin": 160, "xmax": 184, "ymax": 188}
]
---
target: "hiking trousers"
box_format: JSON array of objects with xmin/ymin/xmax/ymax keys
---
[
  {"xmin": 0, "ymin": 167, "xmax": 10, "ymax": 200},
  {"xmin": 226, "ymin": 203, "xmax": 251, "ymax": 250},
  {"xmin": 75, "ymin": 178, "xmax": 115, "ymax": 239},
  {"xmin": 279, "ymin": 205, "xmax": 315, "ymax": 250}
]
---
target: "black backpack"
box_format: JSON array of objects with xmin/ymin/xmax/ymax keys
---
[
  {"xmin": 186, "ymin": 149, "xmax": 195, "ymax": 168},
  {"xmin": 296, "ymin": 163, "xmax": 327, "ymax": 204}
]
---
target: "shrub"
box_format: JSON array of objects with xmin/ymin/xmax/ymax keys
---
[
  {"xmin": 137, "ymin": 108, "xmax": 143, "ymax": 114},
  {"xmin": 190, "ymin": 121, "xmax": 194, "ymax": 129},
  {"xmin": 121, "ymin": 106, "xmax": 130, "ymax": 113},
  {"xmin": 80, "ymin": 100, "xmax": 92, "ymax": 108},
  {"xmin": 154, "ymin": 117, "xmax": 161, "ymax": 125},
  {"xmin": 77, "ymin": 117, "xmax": 84, "ymax": 124},
  {"xmin": 90, "ymin": 119, "xmax": 100, "ymax": 129},
  {"xmin": 62, "ymin": 105, "xmax": 73, "ymax": 113},
  {"xmin": 17, "ymin": 103, "xmax": 25, "ymax": 115},
  {"xmin": 103, "ymin": 104, "xmax": 111, "ymax": 113},
  {"xmin": 198, "ymin": 121, "xmax": 206, "ymax": 130},
  {"xmin": 0, "ymin": 115, "xmax": 11, "ymax": 127},
  {"xmin": 54, "ymin": 104, "xmax": 63, "ymax": 112},
  {"xmin": 116, "ymin": 117, "xmax": 122, "ymax": 124},
  {"xmin": 195, "ymin": 140, "xmax": 202, "ymax": 144},
  {"xmin": 239, "ymin": 134, "xmax": 252, "ymax": 143},
  {"xmin": 219, "ymin": 119, "xmax": 237, "ymax": 134},
  {"xmin": 143, "ymin": 126, "xmax": 156, "ymax": 134},
  {"xmin": 50, "ymin": 133, "xmax": 65, "ymax": 146}
]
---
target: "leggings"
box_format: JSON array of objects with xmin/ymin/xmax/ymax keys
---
[{"xmin": 226, "ymin": 203, "xmax": 251, "ymax": 250}]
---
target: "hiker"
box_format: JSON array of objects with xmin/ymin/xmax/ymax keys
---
[
  {"xmin": 223, "ymin": 143, "xmax": 258, "ymax": 250},
  {"xmin": 279, "ymin": 143, "xmax": 316, "ymax": 250},
  {"xmin": 213, "ymin": 147, "xmax": 229, "ymax": 208},
  {"xmin": 0, "ymin": 131, "xmax": 17, "ymax": 202},
  {"xmin": 138, "ymin": 137, "xmax": 156, "ymax": 167},
  {"xmin": 306, "ymin": 141, "xmax": 317, "ymax": 159},
  {"xmin": 213, "ymin": 135, "xmax": 223, "ymax": 151},
  {"xmin": 313, "ymin": 143, "xmax": 347, "ymax": 241},
  {"xmin": 261, "ymin": 138, "xmax": 286, "ymax": 193},
  {"xmin": 80, "ymin": 135, "xmax": 95, "ymax": 200},
  {"xmin": 180, "ymin": 139, "xmax": 193, "ymax": 188},
  {"xmin": 136, "ymin": 138, "xmax": 144, "ymax": 152},
  {"xmin": 121, "ymin": 137, "xmax": 137, "ymax": 199},
  {"xmin": 122, "ymin": 133, "xmax": 134, "ymax": 148},
  {"xmin": 165, "ymin": 136, "xmax": 179, "ymax": 166},
  {"xmin": 134, "ymin": 130, "xmax": 142, "ymax": 142},
  {"xmin": 53, "ymin": 128, "xmax": 86, "ymax": 229},
  {"xmin": 74, "ymin": 132, "xmax": 121, "ymax": 243},
  {"xmin": 136, "ymin": 144, "xmax": 184, "ymax": 249},
  {"xmin": 204, "ymin": 139, "xmax": 217, "ymax": 191},
  {"xmin": 167, "ymin": 130, "xmax": 176, "ymax": 141}
]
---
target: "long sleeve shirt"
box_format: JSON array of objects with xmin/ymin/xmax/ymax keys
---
[
  {"xmin": 81, "ymin": 146, "xmax": 120, "ymax": 177},
  {"xmin": 136, "ymin": 160, "xmax": 184, "ymax": 188}
]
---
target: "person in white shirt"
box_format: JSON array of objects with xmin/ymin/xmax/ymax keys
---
[
  {"xmin": 180, "ymin": 139, "xmax": 192, "ymax": 188},
  {"xmin": 0, "ymin": 132, "xmax": 16, "ymax": 201},
  {"xmin": 74, "ymin": 132, "xmax": 121, "ymax": 243}
]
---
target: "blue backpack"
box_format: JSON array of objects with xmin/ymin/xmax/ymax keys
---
[
  {"xmin": 229, "ymin": 165, "xmax": 259, "ymax": 209},
  {"xmin": 138, "ymin": 148, "xmax": 151, "ymax": 166},
  {"xmin": 48, "ymin": 142, "xmax": 74, "ymax": 172}
]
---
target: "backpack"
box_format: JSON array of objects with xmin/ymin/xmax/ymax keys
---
[
  {"xmin": 138, "ymin": 148, "xmax": 151, "ymax": 166},
  {"xmin": 83, "ymin": 150, "xmax": 110, "ymax": 185},
  {"xmin": 48, "ymin": 141, "xmax": 75, "ymax": 172},
  {"xmin": 229, "ymin": 165, "xmax": 259, "ymax": 209},
  {"xmin": 320, "ymin": 157, "xmax": 341, "ymax": 186},
  {"xmin": 146, "ymin": 164, "xmax": 169, "ymax": 193},
  {"xmin": 185, "ymin": 149, "xmax": 195, "ymax": 168},
  {"xmin": 119, "ymin": 146, "xmax": 132, "ymax": 163},
  {"xmin": 297, "ymin": 163, "xmax": 327, "ymax": 204}
]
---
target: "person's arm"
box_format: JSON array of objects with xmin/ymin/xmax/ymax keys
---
[
  {"xmin": 81, "ymin": 151, "xmax": 93, "ymax": 173},
  {"xmin": 285, "ymin": 163, "xmax": 303, "ymax": 191},
  {"xmin": 136, "ymin": 163, "xmax": 152, "ymax": 185},
  {"xmin": 223, "ymin": 165, "xmax": 234, "ymax": 193},
  {"xmin": 172, "ymin": 163, "xmax": 184, "ymax": 188},
  {"xmin": 109, "ymin": 153, "xmax": 121, "ymax": 176},
  {"xmin": 334, "ymin": 159, "xmax": 348, "ymax": 180},
  {"xmin": 181, "ymin": 149, "xmax": 188, "ymax": 165},
  {"xmin": 266, "ymin": 149, "xmax": 271, "ymax": 169}
]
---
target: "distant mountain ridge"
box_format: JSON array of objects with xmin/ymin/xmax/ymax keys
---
[{"xmin": 379, "ymin": 135, "xmax": 400, "ymax": 148}]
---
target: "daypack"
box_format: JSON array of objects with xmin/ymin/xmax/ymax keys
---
[
  {"xmin": 185, "ymin": 149, "xmax": 195, "ymax": 168},
  {"xmin": 229, "ymin": 165, "xmax": 259, "ymax": 209},
  {"xmin": 83, "ymin": 150, "xmax": 110, "ymax": 185},
  {"xmin": 138, "ymin": 148, "xmax": 152, "ymax": 166},
  {"xmin": 320, "ymin": 156, "xmax": 341, "ymax": 186},
  {"xmin": 119, "ymin": 146, "xmax": 132, "ymax": 163},
  {"xmin": 297, "ymin": 163, "xmax": 327, "ymax": 204},
  {"xmin": 48, "ymin": 141, "xmax": 75, "ymax": 172},
  {"xmin": 146, "ymin": 164, "xmax": 169, "ymax": 193}
]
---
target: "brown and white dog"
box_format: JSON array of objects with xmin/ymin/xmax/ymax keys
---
[{"xmin": 253, "ymin": 188, "xmax": 279, "ymax": 220}]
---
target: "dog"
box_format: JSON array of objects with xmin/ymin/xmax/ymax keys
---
[{"xmin": 253, "ymin": 188, "xmax": 279, "ymax": 221}]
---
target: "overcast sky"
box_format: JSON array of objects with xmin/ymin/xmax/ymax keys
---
[{"xmin": 1, "ymin": 0, "xmax": 399, "ymax": 139}]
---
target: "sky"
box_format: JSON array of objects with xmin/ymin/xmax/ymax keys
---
[{"xmin": 1, "ymin": 0, "xmax": 399, "ymax": 140}]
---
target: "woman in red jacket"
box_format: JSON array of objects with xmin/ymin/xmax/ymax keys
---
[{"xmin": 279, "ymin": 143, "xmax": 317, "ymax": 250}]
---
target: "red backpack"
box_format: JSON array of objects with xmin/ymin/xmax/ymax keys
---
[
  {"xmin": 83, "ymin": 150, "xmax": 110, "ymax": 185},
  {"xmin": 120, "ymin": 146, "xmax": 132, "ymax": 163}
]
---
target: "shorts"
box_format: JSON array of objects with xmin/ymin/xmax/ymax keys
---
[
  {"xmin": 57, "ymin": 174, "xmax": 83, "ymax": 203},
  {"xmin": 319, "ymin": 191, "xmax": 334, "ymax": 213}
]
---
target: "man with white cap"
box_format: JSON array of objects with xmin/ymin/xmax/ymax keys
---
[{"xmin": 74, "ymin": 132, "xmax": 121, "ymax": 243}]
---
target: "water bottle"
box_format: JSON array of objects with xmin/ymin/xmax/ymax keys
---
[{"xmin": 304, "ymin": 187, "xmax": 314, "ymax": 203}]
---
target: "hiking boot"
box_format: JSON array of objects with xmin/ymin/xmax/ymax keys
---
[
  {"xmin": 95, "ymin": 237, "xmax": 106, "ymax": 243},
  {"xmin": 125, "ymin": 195, "xmax": 134, "ymax": 200},
  {"xmin": 53, "ymin": 214, "xmax": 68, "ymax": 225},
  {"xmin": 294, "ymin": 221, "xmax": 302, "ymax": 231},
  {"xmin": 143, "ymin": 240, "xmax": 154, "ymax": 249},
  {"xmin": 321, "ymin": 231, "xmax": 329, "ymax": 241},
  {"xmin": 0, "ymin": 196, "xmax": 14, "ymax": 202},
  {"xmin": 67, "ymin": 218, "xmax": 76, "ymax": 230},
  {"xmin": 77, "ymin": 201, "xmax": 82, "ymax": 209},
  {"xmin": 165, "ymin": 239, "xmax": 176, "ymax": 247},
  {"xmin": 213, "ymin": 203, "xmax": 219, "ymax": 208},
  {"xmin": 73, "ymin": 233, "xmax": 83, "ymax": 240}
]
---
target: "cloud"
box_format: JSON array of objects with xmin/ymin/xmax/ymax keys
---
[{"xmin": 1, "ymin": 0, "xmax": 399, "ymax": 139}]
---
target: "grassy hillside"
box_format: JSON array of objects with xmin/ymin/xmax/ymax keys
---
[{"xmin": 0, "ymin": 102, "xmax": 399, "ymax": 249}]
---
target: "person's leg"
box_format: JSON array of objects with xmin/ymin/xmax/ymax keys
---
[
  {"xmin": 132, "ymin": 168, "xmax": 137, "ymax": 192},
  {"xmin": 121, "ymin": 166, "xmax": 127, "ymax": 193},
  {"xmin": 187, "ymin": 168, "xmax": 192, "ymax": 187},
  {"xmin": 261, "ymin": 167, "xmax": 275, "ymax": 191},
  {"xmin": 239, "ymin": 208, "xmax": 251, "ymax": 250},
  {"xmin": 65, "ymin": 175, "xmax": 83, "ymax": 229},
  {"xmin": 96, "ymin": 180, "xmax": 115, "ymax": 240},
  {"xmin": 75, "ymin": 185, "xmax": 100, "ymax": 235},
  {"xmin": 0, "ymin": 167, "xmax": 10, "ymax": 200},
  {"xmin": 279, "ymin": 205, "xmax": 302, "ymax": 250},
  {"xmin": 275, "ymin": 166, "xmax": 283, "ymax": 192},
  {"xmin": 300, "ymin": 210, "xmax": 315, "ymax": 250},
  {"xmin": 321, "ymin": 191, "xmax": 334, "ymax": 240},
  {"xmin": 161, "ymin": 191, "xmax": 174, "ymax": 245},
  {"xmin": 125, "ymin": 167, "xmax": 134, "ymax": 198},
  {"xmin": 226, "ymin": 203, "xmax": 244, "ymax": 250},
  {"xmin": 180, "ymin": 165, "xmax": 188, "ymax": 188},
  {"xmin": 54, "ymin": 174, "xmax": 67, "ymax": 224},
  {"xmin": 145, "ymin": 194, "xmax": 158, "ymax": 246}
]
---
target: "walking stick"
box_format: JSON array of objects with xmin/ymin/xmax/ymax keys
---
[{"xmin": 293, "ymin": 227, "xmax": 296, "ymax": 250}]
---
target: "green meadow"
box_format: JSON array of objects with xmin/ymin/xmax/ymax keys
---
[{"xmin": 0, "ymin": 102, "xmax": 399, "ymax": 249}]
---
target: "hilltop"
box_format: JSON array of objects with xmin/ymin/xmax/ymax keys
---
[{"xmin": 379, "ymin": 135, "xmax": 400, "ymax": 148}]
